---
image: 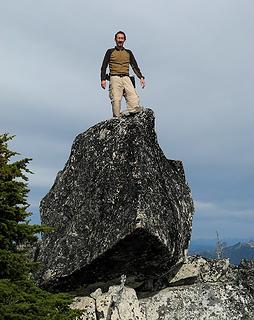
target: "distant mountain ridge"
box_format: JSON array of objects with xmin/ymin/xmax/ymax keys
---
[
  {"xmin": 190, "ymin": 239, "xmax": 254, "ymax": 265},
  {"xmin": 224, "ymin": 241, "xmax": 254, "ymax": 265}
]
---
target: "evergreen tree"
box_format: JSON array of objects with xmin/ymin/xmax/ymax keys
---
[{"xmin": 0, "ymin": 134, "xmax": 81, "ymax": 320}]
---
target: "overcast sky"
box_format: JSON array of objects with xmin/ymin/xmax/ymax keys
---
[{"xmin": 1, "ymin": 0, "xmax": 253, "ymax": 242}]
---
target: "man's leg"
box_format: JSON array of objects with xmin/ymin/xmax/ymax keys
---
[
  {"xmin": 109, "ymin": 76, "xmax": 124, "ymax": 117},
  {"xmin": 122, "ymin": 76, "xmax": 141, "ymax": 112}
]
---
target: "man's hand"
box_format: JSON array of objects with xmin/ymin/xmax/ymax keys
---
[
  {"xmin": 140, "ymin": 78, "xmax": 145, "ymax": 89},
  {"xmin": 101, "ymin": 80, "xmax": 107, "ymax": 89}
]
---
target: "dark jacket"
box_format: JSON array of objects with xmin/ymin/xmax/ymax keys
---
[{"xmin": 101, "ymin": 47, "xmax": 144, "ymax": 81}]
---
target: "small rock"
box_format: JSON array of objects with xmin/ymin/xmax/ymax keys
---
[
  {"xmin": 95, "ymin": 285, "xmax": 143, "ymax": 320},
  {"xmin": 168, "ymin": 261, "xmax": 200, "ymax": 285},
  {"xmin": 70, "ymin": 296, "xmax": 96, "ymax": 319},
  {"xmin": 200, "ymin": 258, "xmax": 230, "ymax": 282},
  {"xmin": 90, "ymin": 288, "xmax": 102, "ymax": 299},
  {"xmin": 238, "ymin": 259, "xmax": 254, "ymax": 293},
  {"xmin": 168, "ymin": 256, "xmax": 233, "ymax": 286}
]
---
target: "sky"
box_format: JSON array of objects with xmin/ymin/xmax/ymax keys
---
[{"xmin": 1, "ymin": 0, "xmax": 253, "ymax": 241}]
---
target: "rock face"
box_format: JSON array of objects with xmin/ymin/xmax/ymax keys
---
[
  {"xmin": 38, "ymin": 108, "xmax": 194, "ymax": 291},
  {"xmin": 238, "ymin": 260, "xmax": 254, "ymax": 293},
  {"xmin": 140, "ymin": 282, "xmax": 253, "ymax": 320},
  {"xmin": 70, "ymin": 257, "xmax": 254, "ymax": 320}
]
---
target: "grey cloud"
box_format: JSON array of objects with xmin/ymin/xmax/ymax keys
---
[{"xmin": 1, "ymin": 0, "xmax": 253, "ymax": 240}]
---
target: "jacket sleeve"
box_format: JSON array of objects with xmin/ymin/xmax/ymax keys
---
[
  {"xmin": 100, "ymin": 49, "xmax": 111, "ymax": 81},
  {"xmin": 129, "ymin": 50, "xmax": 145, "ymax": 79}
]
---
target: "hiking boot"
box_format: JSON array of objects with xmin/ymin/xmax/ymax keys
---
[{"xmin": 128, "ymin": 106, "xmax": 143, "ymax": 114}]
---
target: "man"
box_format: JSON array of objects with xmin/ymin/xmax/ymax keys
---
[{"xmin": 101, "ymin": 31, "xmax": 145, "ymax": 117}]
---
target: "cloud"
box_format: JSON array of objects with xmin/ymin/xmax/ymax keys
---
[
  {"xmin": 195, "ymin": 200, "xmax": 254, "ymax": 222},
  {"xmin": 192, "ymin": 200, "xmax": 254, "ymax": 239},
  {"xmin": 1, "ymin": 0, "xmax": 253, "ymax": 240},
  {"xmin": 28, "ymin": 165, "xmax": 58, "ymax": 189}
]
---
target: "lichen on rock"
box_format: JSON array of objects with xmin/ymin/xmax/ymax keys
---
[
  {"xmin": 70, "ymin": 259, "xmax": 254, "ymax": 320},
  {"xmin": 35, "ymin": 108, "xmax": 254, "ymax": 319},
  {"xmin": 37, "ymin": 108, "xmax": 194, "ymax": 292}
]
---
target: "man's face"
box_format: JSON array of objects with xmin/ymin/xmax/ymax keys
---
[{"xmin": 115, "ymin": 33, "xmax": 125, "ymax": 48}]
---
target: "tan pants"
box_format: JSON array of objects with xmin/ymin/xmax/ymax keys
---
[{"xmin": 109, "ymin": 76, "xmax": 140, "ymax": 117}]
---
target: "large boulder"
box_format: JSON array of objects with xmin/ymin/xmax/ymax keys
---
[{"xmin": 38, "ymin": 108, "xmax": 194, "ymax": 291}]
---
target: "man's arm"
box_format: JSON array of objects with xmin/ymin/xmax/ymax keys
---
[
  {"xmin": 100, "ymin": 49, "xmax": 111, "ymax": 89},
  {"xmin": 128, "ymin": 50, "xmax": 145, "ymax": 88}
]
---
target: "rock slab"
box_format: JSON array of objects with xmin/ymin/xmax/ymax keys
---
[
  {"xmin": 70, "ymin": 258, "xmax": 254, "ymax": 320},
  {"xmin": 38, "ymin": 108, "xmax": 194, "ymax": 291},
  {"xmin": 71, "ymin": 284, "xmax": 254, "ymax": 320}
]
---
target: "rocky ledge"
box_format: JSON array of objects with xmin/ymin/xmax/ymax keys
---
[
  {"xmin": 70, "ymin": 257, "xmax": 254, "ymax": 320},
  {"xmin": 37, "ymin": 108, "xmax": 194, "ymax": 292}
]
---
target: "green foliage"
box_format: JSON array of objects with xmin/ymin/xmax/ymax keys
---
[
  {"xmin": 0, "ymin": 133, "xmax": 41, "ymax": 251},
  {"xmin": 0, "ymin": 279, "xmax": 80, "ymax": 320},
  {"xmin": 0, "ymin": 134, "xmax": 81, "ymax": 319},
  {"xmin": 0, "ymin": 250, "xmax": 32, "ymax": 280}
]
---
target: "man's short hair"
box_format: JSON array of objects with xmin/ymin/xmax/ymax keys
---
[{"xmin": 115, "ymin": 31, "xmax": 126, "ymax": 40}]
